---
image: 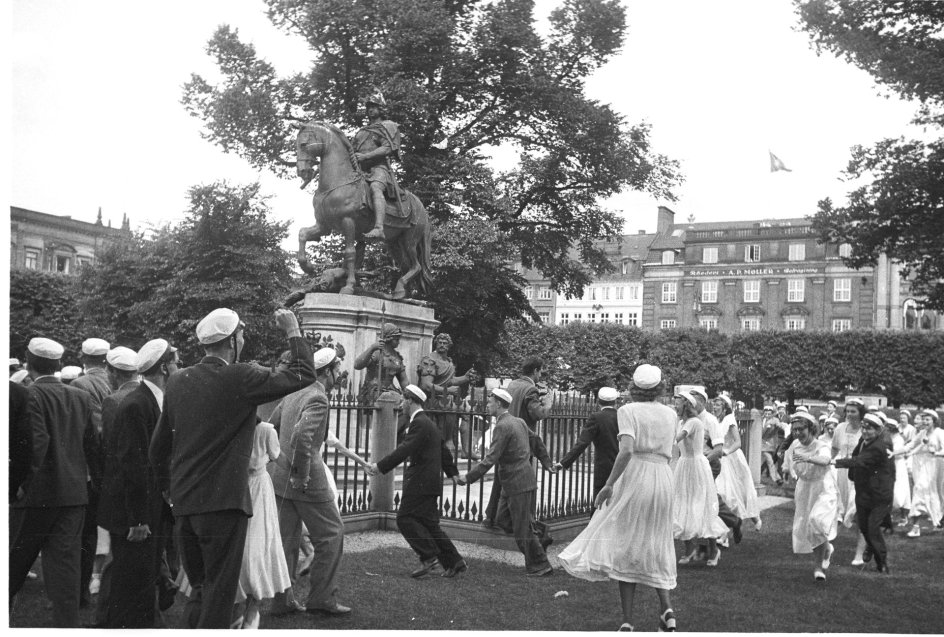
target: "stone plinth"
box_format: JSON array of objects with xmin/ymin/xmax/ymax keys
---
[{"xmin": 298, "ymin": 293, "xmax": 439, "ymax": 394}]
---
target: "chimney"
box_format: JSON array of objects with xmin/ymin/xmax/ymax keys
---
[{"xmin": 656, "ymin": 206, "xmax": 675, "ymax": 235}]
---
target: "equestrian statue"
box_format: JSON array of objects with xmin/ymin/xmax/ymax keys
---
[{"xmin": 295, "ymin": 92, "xmax": 433, "ymax": 301}]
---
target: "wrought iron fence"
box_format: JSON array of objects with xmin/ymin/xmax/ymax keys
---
[{"xmin": 322, "ymin": 394, "xmax": 755, "ymax": 522}]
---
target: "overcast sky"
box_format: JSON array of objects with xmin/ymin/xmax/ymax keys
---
[{"xmin": 9, "ymin": 0, "xmax": 921, "ymax": 241}]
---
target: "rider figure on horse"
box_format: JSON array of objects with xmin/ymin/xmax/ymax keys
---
[{"xmin": 353, "ymin": 91, "xmax": 402, "ymax": 241}]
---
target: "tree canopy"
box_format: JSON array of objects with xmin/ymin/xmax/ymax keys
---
[
  {"xmin": 181, "ymin": 0, "xmax": 681, "ymax": 362},
  {"xmin": 796, "ymin": 1, "xmax": 944, "ymax": 309}
]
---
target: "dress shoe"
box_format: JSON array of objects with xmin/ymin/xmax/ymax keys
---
[
  {"xmin": 813, "ymin": 569, "xmax": 826, "ymax": 581},
  {"xmin": 305, "ymin": 603, "xmax": 352, "ymax": 616},
  {"xmin": 877, "ymin": 563, "xmax": 890, "ymax": 575},
  {"xmin": 526, "ymin": 565, "xmax": 554, "ymax": 577},
  {"xmin": 410, "ymin": 558, "xmax": 440, "ymax": 578},
  {"xmin": 706, "ymin": 548, "xmax": 721, "ymax": 567},
  {"xmin": 269, "ymin": 599, "xmax": 305, "ymax": 616},
  {"xmin": 862, "ymin": 546, "xmax": 873, "ymax": 563},
  {"xmin": 441, "ymin": 560, "xmax": 468, "ymax": 578},
  {"xmin": 619, "ymin": 622, "xmax": 634, "ymax": 631},
  {"xmin": 659, "ymin": 609, "xmax": 676, "ymax": 632},
  {"xmin": 732, "ymin": 520, "xmax": 743, "ymax": 544}
]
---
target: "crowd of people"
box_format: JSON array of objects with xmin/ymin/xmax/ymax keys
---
[{"xmin": 8, "ymin": 311, "xmax": 944, "ymax": 630}]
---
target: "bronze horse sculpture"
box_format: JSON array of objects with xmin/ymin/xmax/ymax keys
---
[{"xmin": 295, "ymin": 121, "xmax": 433, "ymax": 300}]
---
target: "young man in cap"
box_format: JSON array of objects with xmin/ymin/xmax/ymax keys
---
[
  {"xmin": 150, "ymin": 308, "xmax": 315, "ymax": 628},
  {"xmin": 369, "ymin": 384, "xmax": 466, "ymax": 578},
  {"xmin": 459, "ymin": 388, "xmax": 554, "ymax": 577},
  {"xmin": 9, "ymin": 338, "xmax": 100, "ymax": 627},
  {"xmin": 834, "ymin": 412, "xmax": 895, "ymax": 574},
  {"xmin": 71, "ymin": 337, "xmax": 113, "ymax": 604},
  {"xmin": 269, "ymin": 346, "xmax": 351, "ymax": 617},
  {"xmin": 483, "ymin": 358, "xmax": 557, "ymax": 530},
  {"xmin": 99, "ymin": 339, "xmax": 179, "ymax": 627},
  {"xmin": 554, "ymin": 386, "xmax": 621, "ymax": 500}
]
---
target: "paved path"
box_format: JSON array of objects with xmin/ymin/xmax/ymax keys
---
[{"xmin": 344, "ymin": 494, "xmax": 794, "ymax": 567}]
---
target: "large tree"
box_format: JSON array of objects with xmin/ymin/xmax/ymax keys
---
[
  {"xmin": 78, "ymin": 182, "xmax": 293, "ymax": 363},
  {"xmin": 796, "ymin": 1, "xmax": 944, "ymax": 309},
  {"xmin": 182, "ymin": 0, "xmax": 681, "ymax": 363}
]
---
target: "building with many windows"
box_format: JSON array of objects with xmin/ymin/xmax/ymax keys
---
[
  {"xmin": 9, "ymin": 206, "xmax": 129, "ymax": 274},
  {"xmin": 522, "ymin": 205, "xmax": 941, "ymax": 333}
]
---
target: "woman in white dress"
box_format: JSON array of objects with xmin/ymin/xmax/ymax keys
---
[
  {"xmin": 832, "ymin": 399, "xmax": 867, "ymax": 564},
  {"xmin": 558, "ymin": 364, "xmax": 678, "ymax": 632},
  {"xmin": 713, "ymin": 395, "xmax": 761, "ymax": 530},
  {"xmin": 237, "ymin": 421, "xmax": 292, "ymax": 628},
  {"xmin": 884, "ymin": 416, "xmax": 912, "ymax": 526},
  {"xmin": 673, "ymin": 392, "xmax": 728, "ymax": 567},
  {"xmin": 788, "ymin": 412, "xmax": 839, "ymax": 581},
  {"xmin": 892, "ymin": 409, "xmax": 943, "ymax": 537}
]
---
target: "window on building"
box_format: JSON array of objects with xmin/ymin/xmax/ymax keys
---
[
  {"xmin": 614, "ymin": 313, "xmax": 624, "ymax": 324},
  {"xmin": 832, "ymin": 319, "xmax": 851, "ymax": 332},
  {"xmin": 603, "ymin": 287, "xmax": 610, "ymax": 301},
  {"xmin": 701, "ymin": 280, "xmax": 718, "ymax": 303},
  {"xmin": 785, "ymin": 317, "xmax": 806, "ymax": 331},
  {"xmin": 538, "ymin": 312, "xmax": 549, "ymax": 324},
  {"xmin": 524, "ymin": 285, "xmax": 533, "ymax": 299},
  {"xmin": 788, "ymin": 244, "xmax": 806, "ymax": 261},
  {"xmin": 616, "ymin": 286, "xmax": 624, "ymax": 300},
  {"xmin": 833, "ymin": 278, "xmax": 851, "ymax": 302},
  {"xmin": 590, "ymin": 287, "xmax": 598, "ymax": 301},
  {"xmin": 538, "ymin": 287, "xmax": 552, "ymax": 300},
  {"xmin": 629, "ymin": 284, "xmax": 640, "ymax": 300},
  {"xmin": 787, "ymin": 279, "xmax": 805, "ymax": 302},
  {"xmin": 588, "ymin": 313, "xmax": 597, "ymax": 323},
  {"xmin": 743, "ymin": 280, "xmax": 760, "ymax": 303},
  {"xmin": 600, "ymin": 313, "xmax": 610, "ymax": 323},
  {"xmin": 621, "ymin": 261, "xmax": 628, "ymax": 275},
  {"xmin": 699, "ymin": 317, "xmax": 718, "ymax": 330},
  {"xmin": 75, "ymin": 256, "xmax": 92, "ymax": 269},
  {"xmin": 55, "ymin": 255, "xmax": 71, "ymax": 274},
  {"xmin": 741, "ymin": 318, "xmax": 761, "ymax": 331},
  {"xmin": 660, "ymin": 319, "xmax": 677, "ymax": 329},
  {"xmin": 661, "ymin": 282, "xmax": 677, "ymax": 303},
  {"xmin": 838, "ymin": 243, "xmax": 852, "ymax": 258},
  {"xmin": 662, "ymin": 250, "xmax": 675, "ymax": 265},
  {"xmin": 702, "ymin": 247, "xmax": 718, "ymax": 264},
  {"xmin": 573, "ymin": 313, "xmax": 582, "ymax": 323},
  {"xmin": 744, "ymin": 244, "xmax": 761, "ymax": 262},
  {"xmin": 626, "ymin": 313, "xmax": 639, "ymax": 326},
  {"xmin": 559, "ymin": 313, "xmax": 569, "ymax": 326},
  {"xmin": 24, "ymin": 249, "xmax": 39, "ymax": 270}
]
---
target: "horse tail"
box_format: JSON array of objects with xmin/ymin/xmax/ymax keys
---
[{"xmin": 416, "ymin": 198, "xmax": 434, "ymax": 296}]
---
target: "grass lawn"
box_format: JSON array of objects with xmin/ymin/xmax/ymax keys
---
[{"xmin": 10, "ymin": 502, "xmax": 943, "ymax": 631}]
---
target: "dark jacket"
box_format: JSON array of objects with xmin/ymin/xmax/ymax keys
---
[
  {"xmin": 71, "ymin": 366, "xmax": 112, "ymax": 437},
  {"xmin": 15, "ymin": 376, "xmax": 99, "ymax": 508},
  {"xmin": 506, "ymin": 376, "xmax": 552, "ymax": 467},
  {"xmin": 559, "ymin": 407, "xmax": 619, "ymax": 495},
  {"xmin": 99, "ymin": 383, "xmax": 162, "ymax": 533},
  {"xmin": 9, "ymin": 381, "xmax": 32, "ymax": 502},
  {"xmin": 377, "ymin": 410, "xmax": 458, "ymax": 496},
  {"xmin": 835, "ymin": 434, "xmax": 894, "ymax": 506},
  {"xmin": 149, "ymin": 336, "xmax": 315, "ymax": 517},
  {"xmin": 100, "ymin": 380, "xmax": 141, "ymax": 449}
]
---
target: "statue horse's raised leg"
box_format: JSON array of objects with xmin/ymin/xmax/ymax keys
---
[{"xmin": 297, "ymin": 223, "xmax": 325, "ymax": 276}]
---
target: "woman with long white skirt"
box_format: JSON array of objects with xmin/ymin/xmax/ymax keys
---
[
  {"xmin": 893, "ymin": 409, "xmax": 943, "ymax": 537},
  {"xmin": 788, "ymin": 412, "xmax": 839, "ymax": 581},
  {"xmin": 832, "ymin": 399, "xmax": 867, "ymax": 564},
  {"xmin": 559, "ymin": 364, "xmax": 679, "ymax": 632},
  {"xmin": 713, "ymin": 395, "xmax": 761, "ymax": 530},
  {"xmin": 885, "ymin": 417, "xmax": 911, "ymax": 526},
  {"xmin": 673, "ymin": 392, "xmax": 728, "ymax": 567}
]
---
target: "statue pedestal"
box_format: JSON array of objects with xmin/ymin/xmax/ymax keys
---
[{"xmin": 298, "ymin": 293, "xmax": 439, "ymax": 395}]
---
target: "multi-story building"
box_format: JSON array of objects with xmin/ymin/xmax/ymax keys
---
[
  {"xmin": 522, "ymin": 205, "xmax": 941, "ymax": 332},
  {"xmin": 10, "ymin": 206, "xmax": 130, "ymax": 273}
]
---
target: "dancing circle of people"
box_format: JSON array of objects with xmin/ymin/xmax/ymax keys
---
[{"xmin": 8, "ymin": 311, "xmax": 944, "ymax": 630}]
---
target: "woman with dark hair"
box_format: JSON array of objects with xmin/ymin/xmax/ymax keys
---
[
  {"xmin": 788, "ymin": 412, "xmax": 839, "ymax": 581},
  {"xmin": 892, "ymin": 409, "xmax": 943, "ymax": 537},
  {"xmin": 832, "ymin": 399, "xmax": 867, "ymax": 565},
  {"xmin": 674, "ymin": 391, "xmax": 727, "ymax": 567},
  {"xmin": 559, "ymin": 364, "xmax": 678, "ymax": 632},
  {"xmin": 713, "ymin": 395, "xmax": 761, "ymax": 531}
]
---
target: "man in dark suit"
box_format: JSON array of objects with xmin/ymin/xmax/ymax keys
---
[
  {"xmin": 149, "ymin": 308, "xmax": 315, "ymax": 628},
  {"xmin": 99, "ymin": 339, "xmax": 178, "ymax": 627},
  {"xmin": 269, "ymin": 347, "xmax": 351, "ymax": 617},
  {"xmin": 370, "ymin": 384, "xmax": 466, "ymax": 578},
  {"xmin": 9, "ymin": 380, "xmax": 32, "ymax": 503},
  {"xmin": 834, "ymin": 412, "xmax": 895, "ymax": 574},
  {"xmin": 459, "ymin": 388, "xmax": 553, "ymax": 577},
  {"xmin": 483, "ymin": 358, "xmax": 556, "ymax": 529},
  {"xmin": 554, "ymin": 387, "xmax": 620, "ymax": 500},
  {"xmin": 9, "ymin": 338, "xmax": 99, "ymax": 627}
]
